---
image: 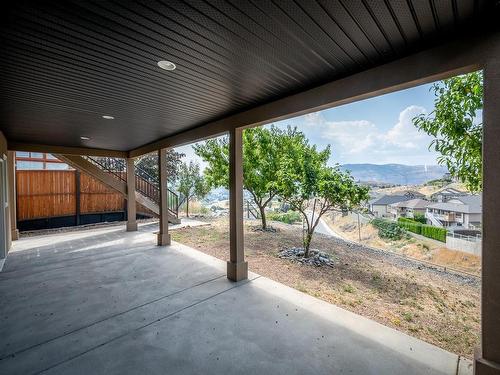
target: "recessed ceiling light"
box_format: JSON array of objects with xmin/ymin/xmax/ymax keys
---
[
  {"xmin": 157, "ymin": 60, "xmax": 176, "ymax": 71},
  {"xmin": 80, "ymin": 136, "xmax": 90, "ymax": 140},
  {"xmin": 102, "ymin": 115, "xmax": 114, "ymax": 120}
]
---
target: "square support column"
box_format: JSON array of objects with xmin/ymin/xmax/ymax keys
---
[
  {"xmin": 157, "ymin": 148, "xmax": 171, "ymax": 246},
  {"xmin": 475, "ymin": 62, "xmax": 500, "ymax": 375},
  {"xmin": 126, "ymin": 158, "xmax": 137, "ymax": 232},
  {"xmin": 7, "ymin": 151, "xmax": 18, "ymax": 241},
  {"xmin": 227, "ymin": 128, "xmax": 248, "ymax": 281}
]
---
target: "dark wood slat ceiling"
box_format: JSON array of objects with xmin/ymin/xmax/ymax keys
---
[{"xmin": 0, "ymin": 0, "xmax": 493, "ymax": 151}]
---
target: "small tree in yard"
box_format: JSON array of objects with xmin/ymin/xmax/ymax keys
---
[
  {"xmin": 413, "ymin": 71, "xmax": 483, "ymax": 192},
  {"xmin": 276, "ymin": 137, "xmax": 368, "ymax": 257},
  {"xmin": 194, "ymin": 126, "xmax": 303, "ymax": 229},
  {"xmin": 176, "ymin": 161, "xmax": 210, "ymax": 217}
]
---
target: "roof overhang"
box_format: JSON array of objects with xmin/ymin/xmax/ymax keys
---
[{"xmin": 0, "ymin": 1, "xmax": 498, "ymax": 158}]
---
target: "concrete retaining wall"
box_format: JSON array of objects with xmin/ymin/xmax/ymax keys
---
[{"xmin": 446, "ymin": 236, "xmax": 482, "ymax": 256}]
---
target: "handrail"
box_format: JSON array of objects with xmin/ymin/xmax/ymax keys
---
[
  {"xmin": 446, "ymin": 232, "xmax": 482, "ymax": 242},
  {"xmin": 245, "ymin": 200, "xmax": 260, "ymax": 219},
  {"xmin": 84, "ymin": 156, "xmax": 127, "ymax": 182},
  {"xmin": 84, "ymin": 156, "xmax": 178, "ymax": 218}
]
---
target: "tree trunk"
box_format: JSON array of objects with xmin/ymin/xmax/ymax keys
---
[
  {"xmin": 303, "ymin": 231, "xmax": 313, "ymax": 258},
  {"xmin": 186, "ymin": 198, "xmax": 189, "ymax": 218},
  {"xmin": 259, "ymin": 205, "xmax": 267, "ymax": 229}
]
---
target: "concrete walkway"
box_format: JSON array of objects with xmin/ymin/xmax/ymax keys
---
[
  {"xmin": 305, "ymin": 211, "xmax": 344, "ymax": 239},
  {"xmin": 0, "ymin": 224, "xmax": 471, "ymax": 375}
]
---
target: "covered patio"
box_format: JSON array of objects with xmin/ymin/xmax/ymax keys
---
[
  {"xmin": 0, "ymin": 223, "xmax": 470, "ymax": 375},
  {"xmin": 1, "ymin": 1, "xmax": 499, "ymax": 374}
]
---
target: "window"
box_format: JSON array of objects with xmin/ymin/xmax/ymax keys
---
[
  {"xmin": 16, "ymin": 161, "xmax": 44, "ymax": 170},
  {"xmin": 45, "ymin": 163, "xmax": 69, "ymax": 170}
]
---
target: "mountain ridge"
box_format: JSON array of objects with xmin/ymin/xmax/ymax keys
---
[{"xmin": 340, "ymin": 163, "xmax": 448, "ymax": 185}]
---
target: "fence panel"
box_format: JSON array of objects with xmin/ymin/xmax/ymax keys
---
[
  {"xmin": 78, "ymin": 173, "xmax": 125, "ymax": 214},
  {"xmin": 16, "ymin": 170, "xmax": 76, "ymax": 220},
  {"xmin": 16, "ymin": 170, "xmax": 126, "ymax": 220}
]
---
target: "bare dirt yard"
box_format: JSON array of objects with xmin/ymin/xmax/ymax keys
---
[{"xmin": 172, "ymin": 217, "xmax": 480, "ymax": 359}]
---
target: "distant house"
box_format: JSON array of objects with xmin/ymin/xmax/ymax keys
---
[
  {"xmin": 370, "ymin": 195, "xmax": 412, "ymax": 218},
  {"xmin": 387, "ymin": 199, "xmax": 430, "ymax": 219},
  {"xmin": 402, "ymin": 190, "xmax": 425, "ymax": 199},
  {"xmin": 430, "ymin": 187, "xmax": 467, "ymax": 203},
  {"xmin": 426, "ymin": 195, "xmax": 482, "ymax": 229}
]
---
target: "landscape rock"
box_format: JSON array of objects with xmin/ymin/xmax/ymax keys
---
[{"xmin": 278, "ymin": 247, "xmax": 335, "ymax": 267}]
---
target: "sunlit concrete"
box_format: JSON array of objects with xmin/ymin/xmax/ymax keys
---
[{"xmin": 0, "ymin": 224, "xmax": 471, "ymax": 375}]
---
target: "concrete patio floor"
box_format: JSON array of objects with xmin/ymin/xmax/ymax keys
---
[{"xmin": 0, "ymin": 223, "xmax": 472, "ymax": 375}]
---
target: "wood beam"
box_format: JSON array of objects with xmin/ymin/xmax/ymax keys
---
[
  {"xmin": 9, "ymin": 142, "xmax": 127, "ymax": 158},
  {"xmin": 126, "ymin": 158, "xmax": 137, "ymax": 232},
  {"xmin": 75, "ymin": 170, "xmax": 81, "ymax": 227},
  {"xmin": 7, "ymin": 151, "xmax": 18, "ymax": 241},
  {"xmin": 227, "ymin": 127, "xmax": 247, "ymax": 282},
  {"xmin": 128, "ymin": 31, "xmax": 500, "ymax": 157},
  {"xmin": 474, "ymin": 56, "xmax": 500, "ymax": 375},
  {"xmin": 157, "ymin": 148, "xmax": 170, "ymax": 246}
]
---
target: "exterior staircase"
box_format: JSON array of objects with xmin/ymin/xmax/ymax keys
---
[
  {"xmin": 244, "ymin": 199, "xmax": 260, "ymax": 219},
  {"xmin": 425, "ymin": 211, "xmax": 443, "ymax": 227},
  {"xmin": 55, "ymin": 155, "xmax": 180, "ymax": 224}
]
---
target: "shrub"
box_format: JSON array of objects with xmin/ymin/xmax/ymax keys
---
[
  {"xmin": 412, "ymin": 212, "xmax": 427, "ymax": 224},
  {"xmin": 268, "ymin": 211, "xmax": 301, "ymax": 224},
  {"xmin": 421, "ymin": 224, "xmax": 447, "ymax": 242},
  {"xmin": 371, "ymin": 218, "xmax": 406, "ymax": 240},
  {"xmin": 397, "ymin": 217, "xmax": 447, "ymax": 242},
  {"xmin": 397, "ymin": 217, "xmax": 422, "ymax": 235}
]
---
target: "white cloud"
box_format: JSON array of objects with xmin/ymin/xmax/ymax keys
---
[
  {"xmin": 383, "ymin": 105, "xmax": 428, "ymax": 149},
  {"xmin": 178, "ymin": 105, "xmax": 439, "ymax": 167},
  {"xmin": 291, "ymin": 105, "xmax": 438, "ymax": 165},
  {"xmin": 322, "ymin": 120, "xmax": 377, "ymax": 154}
]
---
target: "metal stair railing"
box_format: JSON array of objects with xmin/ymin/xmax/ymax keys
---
[
  {"xmin": 425, "ymin": 211, "xmax": 443, "ymax": 227},
  {"xmin": 83, "ymin": 156, "xmax": 127, "ymax": 182},
  {"xmin": 245, "ymin": 200, "xmax": 260, "ymax": 219},
  {"xmin": 84, "ymin": 156, "xmax": 179, "ymax": 218},
  {"xmin": 133, "ymin": 164, "xmax": 179, "ymax": 218}
]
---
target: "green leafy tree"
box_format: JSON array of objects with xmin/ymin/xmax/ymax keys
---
[
  {"xmin": 277, "ymin": 137, "xmax": 369, "ymax": 257},
  {"xmin": 194, "ymin": 126, "xmax": 303, "ymax": 229},
  {"xmin": 413, "ymin": 72, "xmax": 483, "ymax": 192},
  {"xmin": 176, "ymin": 161, "xmax": 210, "ymax": 217}
]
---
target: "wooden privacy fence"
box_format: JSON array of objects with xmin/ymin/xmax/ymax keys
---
[{"xmin": 16, "ymin": 170, "xmax": 125, "ymax": 221}]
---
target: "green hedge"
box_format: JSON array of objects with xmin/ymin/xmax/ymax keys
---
[
  {"xmin": 397, "ymin": 217, "xmax": 422, "ymax": 234},
  {"xmin": 267, "ymin": 211, "xmax": 301, "ymax": 224},
  {"xmin": 421, "ymin": 225, "xmax": 447, "ymax": 242},
  {"xmin": 413, "ymin": 213, "xmax": 427, "ymax": 224},
  {"xmin": 397, "ymin": 217, "xmax": 447, "ymax": 242},
  {"xmin": 371, "ymin": 218, "xmax": 406, "ymax": 240}
]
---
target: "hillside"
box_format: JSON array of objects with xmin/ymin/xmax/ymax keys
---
[{"xmin": 340, "ymin": 164, "xmax": 448, "ymax": 185}]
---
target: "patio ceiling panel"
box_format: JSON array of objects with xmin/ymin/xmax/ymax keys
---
[{"xmin": 0, "ymin": 0, "xmax": 489, "ymax": 152}]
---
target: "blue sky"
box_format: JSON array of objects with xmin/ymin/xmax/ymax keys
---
[{"xmin": 177, "ymin": 82, "xmax": 445, "ymax": 167}]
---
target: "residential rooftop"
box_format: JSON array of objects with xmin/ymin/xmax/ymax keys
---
[{"xmin": 390, "ymin": 198, "xmax": 431, "ymax": 209}]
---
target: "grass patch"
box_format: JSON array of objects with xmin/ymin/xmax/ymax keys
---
[{"xmin": 343, "ymin": 283, "xmax": 356, "ymax": 293}]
